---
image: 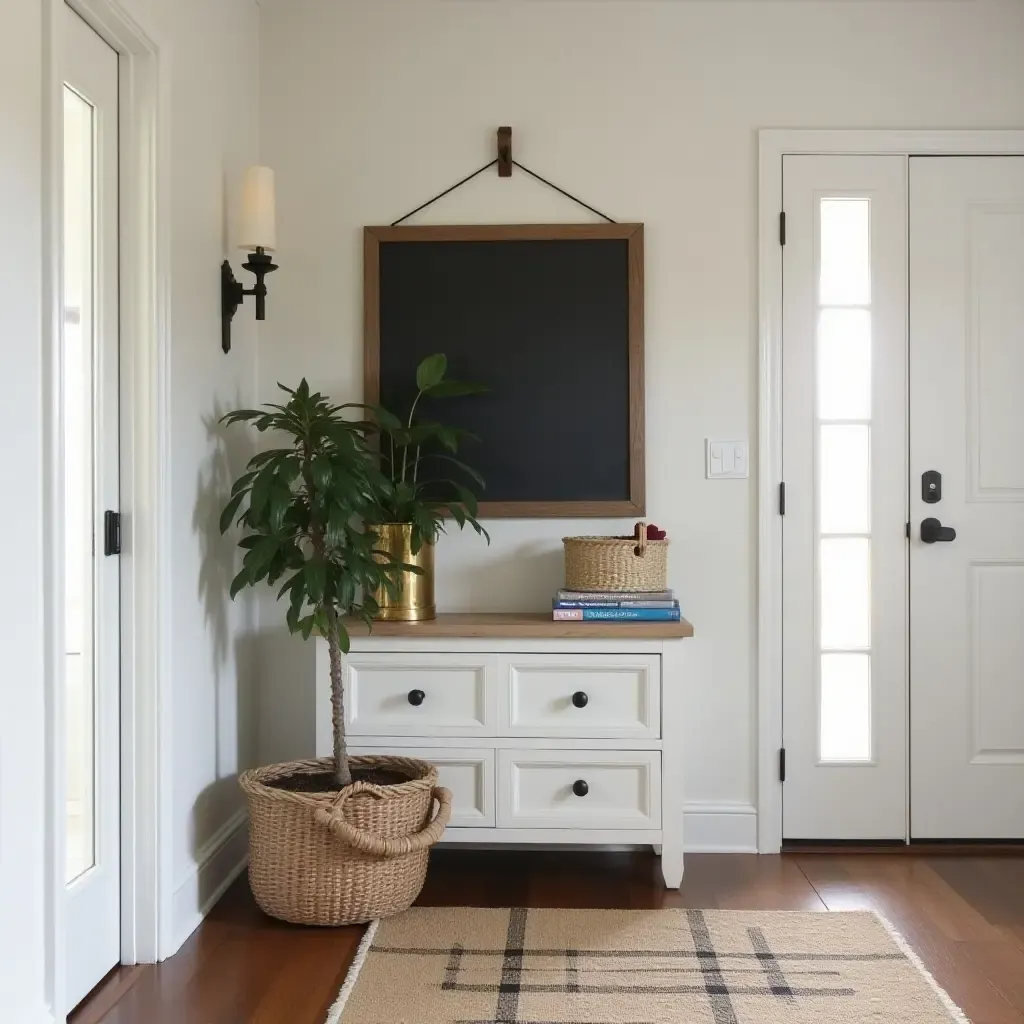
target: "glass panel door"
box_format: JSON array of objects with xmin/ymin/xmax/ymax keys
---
[
  {"xmin": 61, "ymin": 3, "xmax": 121, "ymax": 1008},
  {"xmin": 781, "ymin": 154, "xmax": 908, "ymax": 840},
  {"xmin": 63, "ymin": 85, "xmax": 97, "ymax": 883}
]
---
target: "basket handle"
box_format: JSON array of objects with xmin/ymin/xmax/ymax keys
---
[
  {"xmin": 634, "ymin": 521, "xmax": 647, "ymax": 558},
  {"xmin": 314, "ymin": 784, "xmax": 453, "ymax": 858}
]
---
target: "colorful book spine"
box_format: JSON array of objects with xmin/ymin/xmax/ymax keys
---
[
  {"xmin": 557, "ymin": 589, "xmax": 675, "ymax": 602},
  {"xmin": 553, "ymin": 607, "xmax": 682, "ymax": 622},
  {"xmin": 554, "ymin": 600, "xmax": 678, "ymax": 609}
]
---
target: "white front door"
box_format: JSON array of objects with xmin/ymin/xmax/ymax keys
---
[
  {"xmin": 909, "ymin": 156, "xmax": 1024, "ymax": 840},
  {"xmin": 62, "ymin": 5, "xmax": 121, "ymax": 1009},
  {"xmin": 781, "ymin": 155, "xmax": 909, "ymax": 840}
]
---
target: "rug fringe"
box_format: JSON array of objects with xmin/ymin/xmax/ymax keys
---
[
  {"xmin": 324, "ymin": 919, "xmax": 379, "ymax": 1024},
  {"xmin": 874, "ymin": 912, "xmax": 972, "ymax": 1024}
]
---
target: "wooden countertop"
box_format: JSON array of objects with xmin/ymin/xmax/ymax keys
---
[{"xmin": 340, "ymin": 612, "xmax": 693, "ymax": 640}]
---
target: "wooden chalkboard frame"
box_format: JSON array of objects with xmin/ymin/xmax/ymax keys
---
[{"xmin": 364, "ymin": 223, "xmax": 645, "ymax": 518}]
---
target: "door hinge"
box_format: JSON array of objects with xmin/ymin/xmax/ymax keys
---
[
  {"xmin": 779, "ymin": 482, "xmax": 786, "ymax": 515},
  {"xmin": 779, "ymin": 211, "xmax": 786, "ymax": 246},
  {"xmin": 104, "ymin": 510, "xmax": 121, "ymax": 556},
  {"xmin": 906, "ymin": 521, "xmax": 911, "ymax": 540},
  {"xmin": 779, "ymin": 747, "xmax": 786, "ymax": 783}
]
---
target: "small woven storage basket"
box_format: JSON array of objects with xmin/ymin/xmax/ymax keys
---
[
  {"xmin": 239, "ymin": 754, "xmax": 452, "ymax": 926},
  {"xmin": 563, "ymin": 522, "xmax": 669, "ymax": 592}
]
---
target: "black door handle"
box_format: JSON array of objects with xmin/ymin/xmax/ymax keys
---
[
  {"xmin": 572, "ymin": 779, "xmax": 589, "ymax": 797},
  {"xmin": 571, "ymin": 691, "xmax": 589, "ymax": 708},
  {"xmin": 921, "ymin": 518, "xmax": 956, "ymax": 544},
  {"xmin": 407, "ymin": 689, "xmax": 426, "ymax": 706}
]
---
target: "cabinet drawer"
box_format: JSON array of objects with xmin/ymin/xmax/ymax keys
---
[
  {"xmin": 350, "ymin": 746, "xmax": 495, "ymax": 828},
  {"xmin": 497, "ymin": 749, "xmax": 661, "ymax": 829},
  {"xmin": 501, "ymin": 654, "xmax": 660, "ymax": 738},
  {"xmin": 344, "ymin": 655, "xmax": 497, "ymax": 736}
]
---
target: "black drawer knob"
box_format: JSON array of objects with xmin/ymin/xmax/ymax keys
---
[
  {"xmin": 572, "ymin": 779, "xmax": 589, "ymax": 797},
  {"xmin": 571, "ymin": 691, "xmax": 589, "ymax": 708},
  {"xmin": 407, "ymin": 689, "xmax": 426, "ymax": 706}
]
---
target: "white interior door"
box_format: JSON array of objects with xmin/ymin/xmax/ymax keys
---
[
  {"xmin": 62, "ymin": 5, "xmax": 121, "ymax": 1009},
  {"xmin": 910, "ymin": 156, "xmax": 1024, "ymax": 840},
  {"xmin": 781, "ymin": 155, "xmax": 909, "ymax": 840}
]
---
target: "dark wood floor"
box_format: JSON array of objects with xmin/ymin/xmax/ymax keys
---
[{"xmin": 72, "ymin": 850, "xmax": 1024, "ymax": 1024}]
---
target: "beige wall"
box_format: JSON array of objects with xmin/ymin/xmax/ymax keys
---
[{"xmin": 257, "ymin": 0, "xmax": 1024, "ymax": 824}]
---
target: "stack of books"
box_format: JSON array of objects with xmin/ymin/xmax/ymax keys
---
[{"xmin": 552, "ymin": 589, "xmax": 680, "ymax": 622}]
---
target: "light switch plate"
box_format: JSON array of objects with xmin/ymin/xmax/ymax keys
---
[{"xmin": 706, "ymin": 439, "xmax": 749, "ymax": 479}]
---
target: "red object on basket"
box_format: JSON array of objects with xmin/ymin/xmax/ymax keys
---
[{"xmin": 615, "ymin": 522, "xmax": 668, "ymax": 541}]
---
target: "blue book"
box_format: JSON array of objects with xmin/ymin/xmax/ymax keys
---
[
  {"xmin": 554, "ymin": 600, "xmax": 679, "ymax": 610},
  {"xmin": 552, "ymin": 607, "xmax": 682, "ymax": 622}
]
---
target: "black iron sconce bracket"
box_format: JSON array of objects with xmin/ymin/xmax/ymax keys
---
[{"xmin": 221, "ymin": 247, "xmax": 277, "ymax": 353}]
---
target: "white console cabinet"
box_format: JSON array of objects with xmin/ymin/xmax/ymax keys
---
[{"xmin": 315, "ymin": 613, "xmax": 693, "ymax": 888}]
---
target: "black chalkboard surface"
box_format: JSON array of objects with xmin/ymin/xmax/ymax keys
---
[{"xmin": 364, "ymin": 224, "xmax": 644, "ymax": 517}]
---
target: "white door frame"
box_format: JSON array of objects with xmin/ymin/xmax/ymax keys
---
[
  {"xmin": 757, "ymin": 129, "xmax": 1024, "ymax": 855},
  {"xmin": 42, "ymin": 0, "xmax": 171, "ymax": 1015}
]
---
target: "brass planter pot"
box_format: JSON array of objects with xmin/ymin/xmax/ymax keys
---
[{"xmin": 372, "ymin": 522, "xmax": 436, "ymax": 621}]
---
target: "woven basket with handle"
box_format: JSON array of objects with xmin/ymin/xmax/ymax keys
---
[
  {"xmin": 563, "ymin": 521, "xmax": 669, "ymax": 592},
  {"xmin": 239, "ymin": 754, "xmax": 452, "ymax": 926}
]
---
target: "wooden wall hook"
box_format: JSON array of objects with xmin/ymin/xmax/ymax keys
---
[{"xmin": 497, "ymin": 126, "xmax": 512, "ymax": 177}]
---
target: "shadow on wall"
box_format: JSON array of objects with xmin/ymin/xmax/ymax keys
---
[{"xmin": 187, "ymin": 402, "xmax": 260, "ymax": 861}]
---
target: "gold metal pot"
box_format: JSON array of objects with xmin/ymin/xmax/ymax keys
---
[{"xmin": 372, "ymin": 522, "xmax": 436, "ymax": 621}]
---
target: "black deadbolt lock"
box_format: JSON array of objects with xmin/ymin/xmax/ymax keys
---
[{"xmin": 922, "ymin": 470, "xmax": 942, "ymax": 504}]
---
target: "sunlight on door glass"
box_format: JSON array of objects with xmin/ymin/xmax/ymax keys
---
[
  {"xmin": 820, "ymin": 425, "xmax": 871, "ymax": 534},
  {"xmin": 819, "ymin": 199, "xmax": 871, "ymax": 305},
  {"xmin": 818, "ymin": 309, "xmax": 872, "ymax": 420},
  {"xmin": 816, "ymin": 196, "xmax": 874, "ymax": 763},
  {"xmin": 820, "ymin": 654, "xmax": 872, "ymax": 761},
  {"xmin": 820, "ymin": 538, "xmax": 871, "ymax": 650},
  {"xmin": 64, "ymin": 87, "xmax": 96, "ymax": 883}
]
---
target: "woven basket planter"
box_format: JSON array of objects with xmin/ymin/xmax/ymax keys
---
[
  {"xmin": 563, "ymin": 523, "xmax": 669, "ymax": 592},
  {"xmin": 239, "ymin": 754, "xmax": 452, "ymax": 926}
]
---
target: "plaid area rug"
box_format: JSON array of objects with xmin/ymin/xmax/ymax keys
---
[{"xmin": 327, "ymin": 907, "xmax": 968, "ymax": 1024}]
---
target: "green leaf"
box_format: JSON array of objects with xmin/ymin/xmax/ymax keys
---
[
  {"xmin": 230, "ymin": 471, "xmax": 257, "ymax": 497},
  {"xmin": 305, "ymin": 560, "xmax": 326, "ymax": 601},
  {"xmin": 415, "ymin": 353, "xmax": 447, "ymax": 391},
  {"xmin": 246, "ymin": 535, "xmax": 280, "ymax": 579},
  {"xmin": 229, "ymin": 566, "xmax": 252, "ymax": 600},
  {"xmin": 454, "ymin": 483, "xmax": 479, "ymax": 517},
  {"xmin": 248, "ymin": 463, "xmax": 278, "ymax": 519},
  {"xmin": 219, "ymin": 492, "xmax": 245, "ymax": 534}
]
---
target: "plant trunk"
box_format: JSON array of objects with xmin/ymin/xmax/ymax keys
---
[{"xmin": 324, "ymin": 608, "xmax": 352, "ymax": 789}]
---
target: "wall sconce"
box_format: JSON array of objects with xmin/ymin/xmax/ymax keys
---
[{"xmin": 221, "ymin": 165, "xmax": 277, "ymax": 353}]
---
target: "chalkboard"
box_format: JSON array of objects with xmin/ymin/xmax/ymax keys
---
[{"xmin": 364, "ymin": 224, "xmax": 644, "ymax": 517}]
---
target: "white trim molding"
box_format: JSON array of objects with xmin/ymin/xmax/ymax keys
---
[
  {"xmin": 757, "ymin": 129, "xmax": 1024, "ymax": 855},
  {"xmin": 683, "ymin": 803, "xmax": 758, "ymax": 853},
  {"xmin": 170, "ymin": 810, "xmax": 250, "ymax": 953},
  {"xmin": 42, "ymin": 0, "xmax": 171, "ymax": 1016}
]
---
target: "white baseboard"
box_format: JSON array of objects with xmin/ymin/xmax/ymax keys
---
[
  {"xmin": 168, "ymin": 808, "xmax": 249, "ymax": 957},
  {"xmin": 683, "ymin": 802, "xmax": 758, "ymax": 853}
]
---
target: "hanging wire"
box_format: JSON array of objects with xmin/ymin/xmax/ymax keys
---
[
  {"xmin": 391, "ymin": 160, "xmax": 498, "ymax": 226},
  {"xmin": 390, "ymin": 158, "xmax": 617, "ymax": 226},
  {"xmin": 512, "ymin": 161, "xmax": 616, "ymax": 223}
]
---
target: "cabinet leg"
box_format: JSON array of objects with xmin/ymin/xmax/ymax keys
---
[
  {"xmin": 660, "ymin": 843, "xmax": 684, "ymax": 889},
  {"xmin": 652, "ymin": 844, "xmax": 662, "ymax": 856}
]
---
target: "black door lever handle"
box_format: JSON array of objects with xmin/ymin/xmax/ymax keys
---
[{"xmin": 921, "ymin": 517, "xmax": 956, "ymax": 544}]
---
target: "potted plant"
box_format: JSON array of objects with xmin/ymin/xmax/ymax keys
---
[
  {"xmin": 221, "ymin": 380, "xmax": 452, "ymax": 926},
  {"xmin": 370, "ymin": 353, "xmax": 489, "ymax": 620}
]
